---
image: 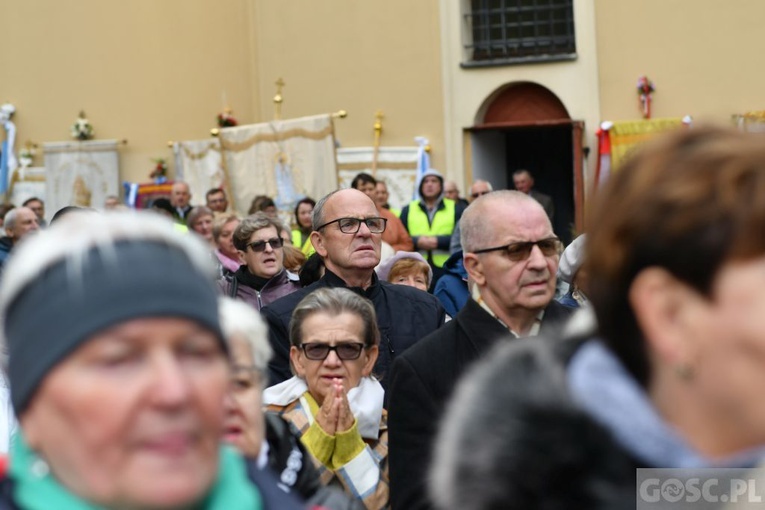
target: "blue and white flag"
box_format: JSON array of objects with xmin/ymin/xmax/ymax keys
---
[
  {"xmin": 0, "ymin": 120, "xmax": 17, "ymax": 196},
  {"xmin": 413, "ymin": 136, "xmax": 430, "ymax": 200}
]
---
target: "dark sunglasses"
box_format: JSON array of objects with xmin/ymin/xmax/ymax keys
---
[
  {"xmin": 247, "ymin": 237, "xmax": 283, "ymax": 252},
  {"xmin": 315, "ymin": 217, "xmax": 387, "ymax": 234},
  {"xmin": 300, "ymin": 342, "xmax": 365, "ymax": 361},
  {"xmin": 470, "ymin": 191, "xmax": 491, "ymax": 199},
  {"xmin": 473, "ymin": 237, "xmax": 562, "ymax": 262}
]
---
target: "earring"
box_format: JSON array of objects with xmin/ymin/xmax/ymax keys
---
[
  {"xmin": 30, "ymin": 457, "xmax": 49, "ymax": 478},
  {"xmin": 675, "ymin": 363, "xmax": 694, "ymax": 380}
]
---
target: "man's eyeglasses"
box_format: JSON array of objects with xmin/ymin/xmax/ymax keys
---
[
  {"xmin": 247, "ymin": 237, "xmax": 283, "ymax": 252},
  {"xmin": 473, "ymin": 237, "xmax": 562, "ymax": 262},
  {"xmin": 300, "ymin": 342, "xmax": 366, "ymax": 361},
  {"xmin": 315, "ymin": 217, "xmax": 387, "ymax": 234},
  {"xmin": 470, "ymin": 191, "xmax": 491, "ymax": 199}
]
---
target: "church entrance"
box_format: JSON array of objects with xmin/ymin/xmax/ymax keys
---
[{"xmin": 465, "ymin": 82, "xmax": 585, "ymax": 245}]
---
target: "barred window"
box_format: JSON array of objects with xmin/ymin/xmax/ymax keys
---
[{"xmin": 463, "ymin": 0, "xmax": 576, "ymax": 66}]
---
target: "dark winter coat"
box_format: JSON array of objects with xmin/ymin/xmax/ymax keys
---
[
  {"xmin": 261, "ymin": 269, "xmax": 446, "ymax": 388},
  {"xmin": 387, "ymin": 298, "xmax": 573, "ymax": 510},
  {"xmin": 218, "ymin": 268, "xmax": 300, "ymax": 311},
  {"xmin": 432, "ymin": 251, "xmax": 468, "ymax": 317},
  {"xmin": 0, "ymin": 237, "xmax": 13, "ymax": 273}
]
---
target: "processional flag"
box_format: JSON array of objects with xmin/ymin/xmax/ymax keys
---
[{"xmin": 217, "ymin": 114, "xmax": 338, "ymax": 218}]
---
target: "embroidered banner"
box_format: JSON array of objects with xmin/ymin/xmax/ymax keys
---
[
  {"xmin": 172, "ymin": 138, "xmax": 225, "ymax": 208},
  {"xmin": 608, "ymin": 118, "xmax": 684, "ymax": 171},
  {"xmin": 337, "ymin": 146, "xmax": 419, "ymax": 211},
  {"xmin": 43, "ymin": 140, "xmax": 120, "ymax": 214},
  {"xmin": 218, "ymin": 114, "xmax": 338, "ymax": 218},
  {"xmin": 8, "ymin": 166, "xmax": 46, "ymax": 216}
]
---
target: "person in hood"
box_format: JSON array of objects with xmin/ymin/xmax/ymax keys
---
[{"xmin": 399, "ymin": 169, "xmax": 466, "ymax": 289}]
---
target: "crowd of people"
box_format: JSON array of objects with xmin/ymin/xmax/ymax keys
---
[{"xmin": 0, "ymin": 125, "xmax": 761, "ymax": 509}]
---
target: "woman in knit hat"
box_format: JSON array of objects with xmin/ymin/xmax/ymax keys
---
[{"xmin": 0, "ymin": 211, "xmax": 297, "ymax": 509}]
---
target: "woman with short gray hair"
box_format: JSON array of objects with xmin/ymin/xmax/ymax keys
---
[{"xmin": 263, "ymin": 287, "xmax": 389, "ymax": 509}]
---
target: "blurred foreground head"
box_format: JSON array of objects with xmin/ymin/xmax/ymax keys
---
[
  {"xmin": 219, "ymin": 296, "xmax": 272, "ymax": 459},
  {"xmin": 587, "ymin": 126, "xmax": 765, "ymax": 391},
  {"xmin": 0, "ymin": 211, "xmax": 233, "ymax": 509}
]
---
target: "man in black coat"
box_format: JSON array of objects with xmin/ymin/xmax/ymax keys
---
[
  {"xmin": 513, "ymin": 169, "xmax": 554, "ymax": 222},
  {"xmin": 262, "ymin": 188, "xmax": 446, "ymax": 388},
  {"xmin": 387, "ymin": 190, "xmax": 573, "ymax": 510},
  {"xmin": 170, "ymin": 181, "xmax": 193, "ymax": 221}
]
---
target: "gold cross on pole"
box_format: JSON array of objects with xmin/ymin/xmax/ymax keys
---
[
  {"xmin": 371, "ymin": 110, "xmax": 384, "ymax": 177},
  {"xmin": 274, "ymin": 78, "xmax": 285, "ymax": 120}
]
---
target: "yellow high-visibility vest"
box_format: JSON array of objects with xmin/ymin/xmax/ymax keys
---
[{"xmin": 405, "ymin": 198, "xmax": 455, "ymax": 268}]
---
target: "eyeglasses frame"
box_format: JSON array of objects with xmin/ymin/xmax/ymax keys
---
[
  {"xmin": 247, "ymin": 237, "xmax": 284, "ymax": 252},
  {"xmin": 299, "ymin": 342, "xmax": 367, "ymax": 361},
  {"xmin": 472, "ymin": 236, "xmax": 562, "ymax": 261},
  {"xmin": 314, "ymin": 216, "xmax": 387, "ymax": 234}
]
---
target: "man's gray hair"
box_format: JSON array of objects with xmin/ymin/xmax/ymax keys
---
[
  {"xmin": 460, "ymin": 190, "xmax": 541, "ymax": 252},
  {"xmin": 3, "ymin": 208, "xmax": 20, "ymax": 235},
  {"xmin": 470, "ymin": 179, "xmax": 494, "ymax": 193},
  {"xmin": 288, "ymin": 287, "xmax": 379, "ymax": 349},
  {"xmin": 218, "ymin": 296, "xmax": 272, "ymax": 372},
  {"xmin": 512, "ymin": 169, "xmax": 532, "ymax": 178},
  {"xmin": 311, "ymin": 189, "xmax": 342, "ymax": 231},
  {"xmin": 232, "ymin": 212, "xmax": 283, "ymax": 252}
]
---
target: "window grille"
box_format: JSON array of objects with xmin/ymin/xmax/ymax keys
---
[{"xmin": 463, "ymin": 0, "xmax": 576, "ymax": 66}]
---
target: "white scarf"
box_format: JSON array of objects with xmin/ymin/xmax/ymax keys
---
[{"xmin": 263, "ymin": 376, "xmax": 384, "ymax": 440}]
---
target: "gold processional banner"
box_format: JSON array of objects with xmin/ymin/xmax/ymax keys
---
[
  {"xmin": 217, "ymin": 114, "xmax": 338, "ymax": 220},
  {"xmin": 42, "ymin": 140, "xmax": 121, "ymax": 214},
  {"xmin": 336, "ymin": 146, "xmax": 419, "ymax": 211},
  {"xmin": 172, "ymin": 139, "xmax": 225, "ymax": 209},
  {"xmin": 609, "ymin": 118, "xmax": 684, "ymax": 171}
]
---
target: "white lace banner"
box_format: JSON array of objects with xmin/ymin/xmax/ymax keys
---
[
  {"xmin": 218, "ymin": 114, "xmax": 338, "ymax": 217},
  {"xmin": 173, "ymin": 138, "xmax": 224, "ymax": 207},
  {"xmin": 8, "ymin": 166, "xmax": 46, "ymax": 217},
  {"xmin": 43, "ymin": 140, "xmax": 120, "ymax": 214},
  {"xmin": 337, "ymin": 146, "xmax": 419, "ymax": 211}
]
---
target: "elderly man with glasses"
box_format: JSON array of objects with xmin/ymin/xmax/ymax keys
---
[
  {"xmin": 262, "ymin": 188, "xmax": 446, "ymax": 388},
  {"xmin": 387, "ymin": 190, "xmax": 573, "ymax": 510}
]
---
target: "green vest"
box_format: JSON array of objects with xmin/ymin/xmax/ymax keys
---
[
  {"xmin": 405, "ymin": 198, "xmax": 455, "ymax": 268},
  {"xmin": 291, "ymin": 229, "xmax": 315, "ymax": 257}
]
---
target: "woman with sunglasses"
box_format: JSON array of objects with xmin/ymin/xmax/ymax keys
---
[
  {"xmin": 263, "ymin": 287, "xmax": 388, "ymax": 510},
  {"xmin": 218, "ymin": 212, "xmax": 300, "ymax": 311}
]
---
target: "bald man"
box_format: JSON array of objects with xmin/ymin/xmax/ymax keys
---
[
  {"xmin": 388, "ymin": 191, "xmax": 572, "ymax": 510},
  {"xmin": 170, "ymin": 181, "xmax": 193, "ymax": 221},
  {"xmin": 0, "ymin": 207, "xmax": 40, "ymax": 271}
]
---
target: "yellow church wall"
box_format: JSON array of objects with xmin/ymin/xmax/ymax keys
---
[
  {"xmin": 438, "ymin": 0, "xmax": 602, "ymax": 192},
  {"xmin": 251, "ymin": 0, "xmax": 445, "ymax": 168},
  {"xmin": 1, "ymin": 0, "xmax": 256, "ymax": 199},
  {"xmin": 594, "ymin": 0, "xmax": 765, "ymax": 123}
]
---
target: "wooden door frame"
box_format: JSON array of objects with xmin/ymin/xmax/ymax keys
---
[{"xmin": 465, "ymin": 119, "xmax": 585, "ymax": 234}]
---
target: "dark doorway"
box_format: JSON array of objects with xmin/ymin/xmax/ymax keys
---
[
  {"xmin": 505, "ymin": 124, "xmax": 574, "ymax": 244},
  {"xmin": 469, "ymin": 82, "xmax": 585, "ymax": 242}
]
